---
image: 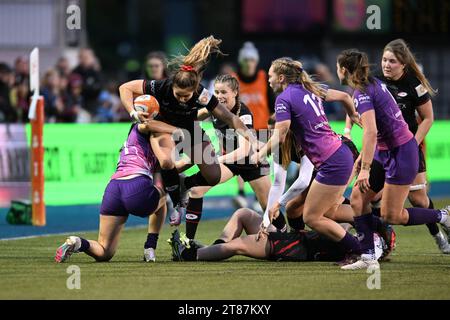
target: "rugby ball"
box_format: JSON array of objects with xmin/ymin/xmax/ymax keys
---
[{"xmin": 133, "ymin": 95, "xmax": 160, "ymax": 118}]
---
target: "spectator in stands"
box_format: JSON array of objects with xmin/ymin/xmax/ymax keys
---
[
  {"xmin": 56, "ymin": 57, "xmax": 71, "ymax": 78},
  {"xmin": 71, "ymin": 48, "xmax": 103, "ymax": 118},
  {"xmin": 12, "ymin": 77, "xmax": 30, "ymax": 123},
  {"xmin": 14, "ymin": 56, "xmax": 29, "ymax": 86},
  {"xmin": 0, "ymin": 63, "xmax": 17, "ymax": 123},
  {"xmin": 94, "ymin": 90, "xmax": 115, "ymax": 123},
  {"xmin": 42, "ymin": 69, "xmax": 65, "ymax": 123},
  {"xmin": 61, "ymin": 73, "xmax": 85, "ymax": 123},
  {"xmin": 144, "ymin": 51, "xmax": 169, "ymax": 81}
]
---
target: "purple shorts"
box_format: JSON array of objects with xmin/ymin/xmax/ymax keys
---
[
  {"xmin": 374, "ymin": 137, "xmax": 419, "ymax": 185},
  {"xmin": 315, "ymin": 143, "xmax": 353, "ymax": 186},
  {"xmin": 100, "ymin": 175, "xmax": 160, "ymax": 217}
]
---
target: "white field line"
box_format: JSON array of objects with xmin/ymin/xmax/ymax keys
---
[{"xmin": 0, "ymin": 224, "xmax": 148, "ymax": 241}]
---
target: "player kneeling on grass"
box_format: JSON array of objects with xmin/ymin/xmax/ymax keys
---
[
  {"xmin": 55, "ymin": 119, "xmax": 181, "ymax": 263},
  {"xmin": 168, "ymin": 208, "xmax": 384, "ymax": 263}
]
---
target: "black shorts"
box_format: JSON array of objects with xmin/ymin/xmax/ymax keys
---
[
  {"xmin": 155, "ymin": 114, "xmax": 212, "ymax": 149},
  {"xmin": 223, "ymin": 162, "xmax": 270, "ymax": 182},
  {"xmin": 341, "ymin": 136, "xmax": 360, "ymax": 162},
  {"xmin": 268, "ymin": 232, "xmax": 309, "ymax": 261},
  {"xmin": 268, "ymin": 231, "xmax": 347, "ymax": 262}
]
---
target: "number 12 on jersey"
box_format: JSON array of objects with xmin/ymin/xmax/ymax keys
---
[{"xmin": 303, "ymin": 93, "xmax": 325, "ymax": 117}]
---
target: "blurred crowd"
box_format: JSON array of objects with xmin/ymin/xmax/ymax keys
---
[{"xmin": 0, "ymin": 44, "xmax": 347, "ymax": 124}]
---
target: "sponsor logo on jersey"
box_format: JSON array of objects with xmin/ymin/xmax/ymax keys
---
[
  {"xmin": 353, "ymin": 98, "xmax": 359, "ymax": 109},
  {"xmin": 357, "ymin": 94, "xmax": 371, "ymax": 104},
  {"xmin": 415, "ymin": 84, "xmax": 427, "ymax": 97},
  {"xmin": 275, "ymin": 103, "xmax": 287, "ymax": 113},
  {"xmin": 197, "ymin": 88, "xmax": 213, "ymax": 106},
  {"xmin": 397, "ymin": 92, "xmax": 408, "ymax": 97},
  {"xmin": 150, "ymin": 80, "xmax": 156, "ymax": 95}
]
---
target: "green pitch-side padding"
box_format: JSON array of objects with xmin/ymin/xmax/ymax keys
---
[{"xmin": 25, "ymin": 121, "xmax": 450, "ymax": 206}]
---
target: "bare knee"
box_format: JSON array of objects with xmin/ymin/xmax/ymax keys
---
[
  {"xmin": 408, "ymin": 191, "xmax": 429, "ymax": 208},
  {"xmin": 94, "ymin": 252, "xmax": 114, "ymax": 262},
  {"xmin": 233, "ymin": 208, "xmax": 255, "ymax": 222},
  {"xmin": 189, "ymin": 187, "xmax": 206, "ymax": 198},
  {"xmin": 302, "ymin": 214, "xmax": 319, "ymax": 229},
  {"xmin": 159, "ymin": 156, "xmax": 174, "ymax": 170},
  {"xmin": 205, "ymin": 171, "xmax": 221, "ymax": 186}
]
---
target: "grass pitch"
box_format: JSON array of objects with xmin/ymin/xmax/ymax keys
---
[{"xmin": 1, "ymin": 202, "xmax": 450, "ymax": 300}]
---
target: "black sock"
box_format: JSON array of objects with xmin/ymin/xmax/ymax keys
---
[
  {"xmin": 185, "ymin": 197, "xmax": 203, "ymax": 239},
  {"xmin": 371, "ymin": 209, "xmax": 383, "ymax": 234},
  {"xmin": 184, "ymin": 172, "xmax": 210, "ymax": 190},
  {"xmin": 161, "ymin": 168, "xmax": 181, "ymax": 206},
  {"xmin": 288, "ymin": 216, "xmax": 305, "ymax": 231},
  {"xmin": 426, "ymin": 198, "xmax": 439, "ymax": 236},
  {"xmin": 144, "ymin": 233, "xmax": 159, "ymax": 249},
  {"xmin": 272, "ymin": 212, "xmax": 287, "ymax": 231},
  {"xmin": 79, "ymin": 237, "xmax": 90, "ymax": 252},
  {"xmin": 212, "ymin": 239, "xmax": 226, "ymax": 245}
]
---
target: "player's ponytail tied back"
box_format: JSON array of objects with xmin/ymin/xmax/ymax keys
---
[
  {"xmin": 272, "ymin": 57, "xmax": 326, "ymax": 98},
  {"xmin": 337, "ymin": 49, "xmax": 371, "ymax": 92},
  {"xmin": 171, "ymin": 36, "xmax": 224, "ymax": 90}
]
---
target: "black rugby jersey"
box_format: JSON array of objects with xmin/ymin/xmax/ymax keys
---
[
  {"xmin": 377, "ymin": 71, "xmax": 431, "ymax": 135},
  {"xmin": 212, "ymin": 102, "xmax": 253, "ymax": 155},
  {"xmin": 143, "ymin": 79, "xmax": 219, "ymax": 129}
]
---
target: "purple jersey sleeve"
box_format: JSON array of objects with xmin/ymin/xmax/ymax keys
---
[
  {"xmin": 354, "ymin": 89, "xmax": 374, "ymax": 115},
  {"xmin": 274, "ymin": 96, "xmax": 291, "ymax": 122}
]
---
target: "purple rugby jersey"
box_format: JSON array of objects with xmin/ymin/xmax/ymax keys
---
[
  {"xmin": 353, "ymin": 77, "xmax": 413, "ymax": 150},
  {"xmin": 111, "ymin": 125, "xmax": 158, "ymax": 180},
  {"xmin": 275, "ymin": 84, "xmax": 341, "ymax": 167}
]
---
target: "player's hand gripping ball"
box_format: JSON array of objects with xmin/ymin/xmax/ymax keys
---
[{"xmin": 133, "ymin": 95, "xmax": 160, "ymax": 119}]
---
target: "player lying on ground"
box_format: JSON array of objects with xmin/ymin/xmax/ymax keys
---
[
  {"xmin": 169, "ymin": 208, "xmax": 384, "ymax": 262},
  {"xmin": 55, "ymin": 120, "xmax": 176, "ymax": 263}
]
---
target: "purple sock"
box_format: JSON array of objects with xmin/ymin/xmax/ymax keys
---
[
  {"xmin": 406, "ymin": 208, "xmax": 441, "ymax": 226},
  {"xmin": 371, "ymin": 209, "xmax": 383, "ymax": 233},
  {"xmin": 79, "ymin": 237, "xmax": 90, "ymax": 252},
  {"xmin": 338, "ymin": 232, "xmax": 361, "ymax": 255},
  {"xmin": 354, "ymin": 213, "xmax": 375, "ymax": 254},
  {"xmin": 144, "ymin": 233, "xmax": 159, "ymax": 249}
]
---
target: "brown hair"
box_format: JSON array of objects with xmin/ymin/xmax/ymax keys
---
[
  {"xmin": 337, "ymin": 49, "xmax": 372, "ymax": 92},
  {"xmin": 271, "ymin": 57, "xmax": 326, "ymax": 98},
  {"xmin": 145, "ymin": 51, "xmax": 169, "ymax": 79},
  {"xmin": 169, "ymin": 36, "xmax": 224, "ymax": 90},
  {"xmin": 280, "ymin": 130, "xmax": 294, "ymax": 169},
  {"xmin": 384, "ymin": 39, "xmax": 436, "ymax": 96},
  {"xmin": 214, "ymin": 74, "xmax": 241, "ymax": 114}
]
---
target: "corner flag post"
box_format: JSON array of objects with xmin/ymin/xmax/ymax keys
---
[{"xmin": 29, "ymin": 47, "xmax": 46, "ymax": 226}]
